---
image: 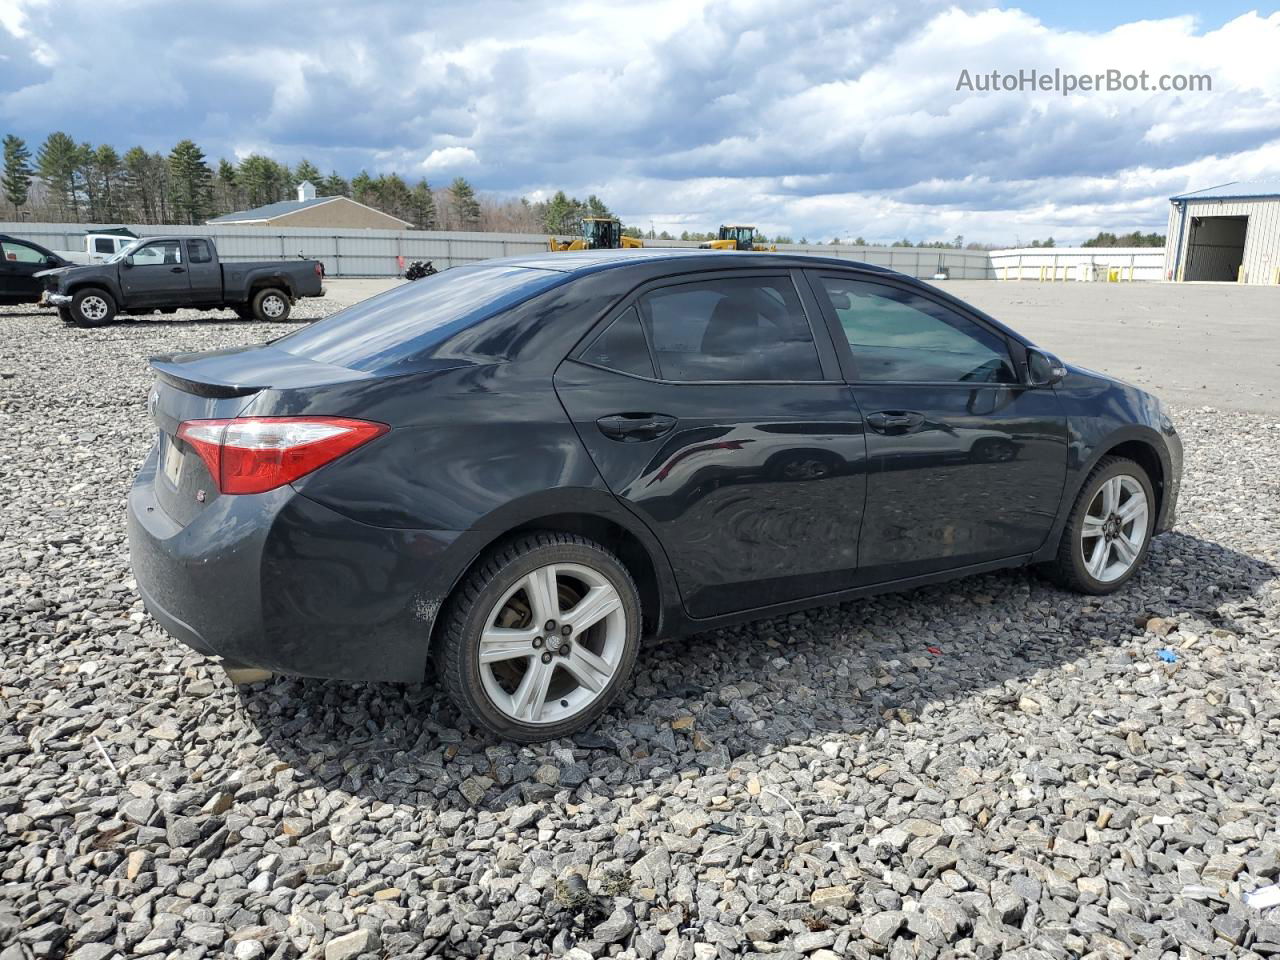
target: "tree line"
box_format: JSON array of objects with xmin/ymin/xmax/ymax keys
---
[{"xmin": 0, "ymin": 131, "xmax": 625, "ymax": 234}]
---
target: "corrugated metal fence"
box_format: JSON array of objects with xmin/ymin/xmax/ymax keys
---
[{"xmin": 0, "ymin": 221, "xmax": 994, "ymax": 279}]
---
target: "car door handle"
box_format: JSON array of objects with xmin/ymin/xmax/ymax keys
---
[
  {"xmin": 866, "ymin": 411, "xmax": 925, "ymax": 433},
  {"xmin": 170, "ymin": 267, "xmax": 186, "ymax": 273},
  {"xmin": 596, "ymin": 413, "xmax": 677, "ymax": 442}
]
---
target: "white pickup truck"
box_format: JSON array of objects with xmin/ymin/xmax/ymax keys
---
[{"xmin": 55, "ymin": 233, "xmax": 139, "ymax": 264}]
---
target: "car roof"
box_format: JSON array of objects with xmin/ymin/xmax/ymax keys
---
[{"xmin": 493, "ymin": 248, "xmax": 897, "ymax": 276}]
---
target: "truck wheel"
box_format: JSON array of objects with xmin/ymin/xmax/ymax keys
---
[
  {"xmin": 70, "ymin": 288, "xmax": 116, "ymax": 328},
  {"xmin": 252, "ymin": 288, "xmax": 291, "ymax": 322}
]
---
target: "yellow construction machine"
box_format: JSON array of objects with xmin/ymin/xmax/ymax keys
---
[
  {"xmin": 547, "ymin": 217, "xmax": 644, "ymax": 252},
  {"xmin": 698, "ymin": 225, "xmax": 776, "ymax": 252}
]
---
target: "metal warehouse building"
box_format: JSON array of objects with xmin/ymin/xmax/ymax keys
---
[{"xmin": 1165, "ymin": 180, "xmax": 1280, "ymax": 284}]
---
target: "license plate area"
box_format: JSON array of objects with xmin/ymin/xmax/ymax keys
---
[{"xmin": 160, "ymin": 434, "xmax": 184, "ymax": 487}]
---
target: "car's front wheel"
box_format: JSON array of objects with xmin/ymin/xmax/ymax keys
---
[
  {"xmin": 1043, "ymin": 455, "xmax": 1155, "ymax": 594},
  {"xmin": 69, "ymin": 288, "xmax": 116, "ymax": 327},
  {"xmin": 436, "ymin": 533, "xmax": 641, "ymax": 742}
]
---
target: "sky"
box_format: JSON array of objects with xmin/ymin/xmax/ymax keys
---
[{"xmin": 0, "ymin": 0, "xmax": 1277, "ymax": 244}]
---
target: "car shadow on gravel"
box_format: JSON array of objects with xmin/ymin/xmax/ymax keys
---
[{"xmin": 237, "ymin": 530, "xmax": 1273, "ymax": 813}]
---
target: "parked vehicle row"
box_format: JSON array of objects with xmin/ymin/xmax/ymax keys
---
[
  {"xmin": 38, "ymin": 236, "xmax": 325, "ymax": 327},
  {"xmin": 128, "ymin": 249, "xmax": 1182, "ymax": 741}
]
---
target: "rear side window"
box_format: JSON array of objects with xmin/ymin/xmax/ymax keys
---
[
  {"xmin": 93, "ymin": 237, "xmax": 114, "ymax": 254},
  {"xmin": 187, "ymin": 239, "xmax": 212, "ymax": 263},
  {"xmin": 637, "ymin": 276, "xmax": 822, "ymax": 382},
  {"xmin": 580, "ymin": 308, "xmax": 655, "ymax": 378},
  {"xmin": 274, "ymin": 264, "xmax": 566, "ymax": 372}
]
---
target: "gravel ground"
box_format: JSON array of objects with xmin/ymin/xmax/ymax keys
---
[{"xmin": 2, "ymin": 298, "xmax": 1279, "ymax": 960}]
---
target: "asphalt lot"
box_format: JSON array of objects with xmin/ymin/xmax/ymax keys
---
[
  {"xmin": 1, "ymin": 282, "xmax": 1278, "ymax": 958},
  {"xmin": 931, "ymin": 280, "xmax": 1280, "ymax": 415}
]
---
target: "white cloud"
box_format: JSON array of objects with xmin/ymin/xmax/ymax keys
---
[
  {"xmin": 420, "ymin": 146, "xmax": 479, "ymax": 174},
  {"xmin": 0, "ymin": 1, "xmax": 1275, "ymax": 242}
]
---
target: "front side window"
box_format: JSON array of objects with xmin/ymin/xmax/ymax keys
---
[
  {"xmin": 819, "ymin": 276, "xmax": 1016, "ymax": 384},
  {"xmin": 2, "ymin": 241, "xmax": 45, "ymax": 264},
  {"xmin": 637, "ymin": 276, "xmax": 822, "ymax": 382},
  {"xmin": 132, "ymin": 241, "xmax": 183, "ymax": 266}
]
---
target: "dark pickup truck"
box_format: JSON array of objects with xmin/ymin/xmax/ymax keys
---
[{"xmin": 40, "ymin": 236, "xmax": 325, "ymax": 327}]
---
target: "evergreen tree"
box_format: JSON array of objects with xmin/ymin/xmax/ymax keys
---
[
  {"xmin": 409, "ymin": 179, "xmax": 435, "ymax": 230},
  {"xmin": 213, "ymin": 158, "xmax": 240, "ymax": 214},
  {"xmin": 319, "ymin": 170, "xmax": 349, "ymax": 197},
  {"xmin": 94, "ymin": 145, "xmax": 123, "ymax": 222},
  {"xmin": 2, "ymin": 135, "xmax": 32, "ymax": 216},
  {"xmin": 37, "ymin": 131, "xmax": 81, "ymax": 219},
  {"xmin": 543, "ymin": 189, "xmax": 576, "ymax": 234},
  {"xmin": 373, "ymin": 172, "xmax": 411, "ymax": 221},
  {"xmin": 168, "ymin": 139, "xmax": 213, "ymax": 224},
  {"xmin": 350, "ymin": 170, "xmax": 376, "ymax": 206},
  {"xmin": 292, "ymin": 158, "xmax": 321, "ymax": 186},
  {"xmin": 449, "ymin": 176, "xmax": 480, "ymax": 227},
  {"xmin": 238, "ymin": 154, "xmax": 288, "ymax": 207}
]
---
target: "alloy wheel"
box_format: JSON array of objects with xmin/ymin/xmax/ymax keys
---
[
  {"xmin": 477, "ymin": 562, "xmax": 626, "ymax": 725},
  {"xmin": 80, "ymin": 296, "xmax": 109, "ymax": 321},
  {"xmin": 261, "ymin": 294, "xmax": 286, "ymax": 318},
  {"xmin": 1080, "ymin": 474, "xmax": 1149, "ymax": 583}
]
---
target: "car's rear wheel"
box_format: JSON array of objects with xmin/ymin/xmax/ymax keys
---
[
  {"xmin": 1042, "ymin": 455, "xmax": 1154, "ymax": 594},
  {"xmin": 70, "ymin": 288, "xmax": 116, "ymax": 328},
  {"xmin": 251, "ymin": 287, "xmax": 291, "ymax": 322},
  {"xmin": 436, "ymin": 533, "xmax": 641, "ymax": 742}
]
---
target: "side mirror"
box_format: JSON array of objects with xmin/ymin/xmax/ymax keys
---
[
  {"xmin": 122, "ymin": 256, "xmax": 134, "ymax": 268},
  {"xmin": 1026, "ymin": 347, "xmax": 1066, "ymax": 387}
]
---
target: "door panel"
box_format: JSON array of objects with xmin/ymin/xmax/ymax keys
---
[
  {"xmin": 121, "ymin": 240, "xmax": 190, "ymax": 307},
  {"xmin": 1, "ymin": 240, "xmax": 53, "ymax": 301},
  {"xmin": 185, "ymin": 239, "xmax": 221, "ymax": 302},
  {"xmin": 555, "ymin": 361, "xmax": 868, "ymax": 618},
  {"xmin": 807, "ymin": 270, "xmax": 1068, "ymax": 582},
  {"xmin": 851, "ymin": 383, "xmax": 1066, "ymax": 580}
]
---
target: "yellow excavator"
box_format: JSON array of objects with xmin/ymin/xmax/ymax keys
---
[
  {"xmin": 699, "ymin": 225, "xmax": 776, "ymax": 252},
  {"xmin": 547, "ymin": 217, "xmax": 644, "ymax": 252}
]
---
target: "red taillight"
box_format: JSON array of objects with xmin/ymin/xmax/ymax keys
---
[{"xmin": 176, "ymin": 416, "xmax": 388, "ymax": 495}]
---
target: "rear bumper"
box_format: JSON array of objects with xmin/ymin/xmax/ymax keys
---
[{"xmin": 128, "ymin": 446, "xmax": 462, "ymax": 682}]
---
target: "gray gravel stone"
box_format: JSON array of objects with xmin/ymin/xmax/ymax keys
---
[{"xmin": 1, "ymin": 302, "xmax": 1278, "ymax": 960}]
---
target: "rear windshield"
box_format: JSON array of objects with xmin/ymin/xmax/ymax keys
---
[{"xmin": 274, "ymin": 264, "xmax": 567, "ymax": 372}]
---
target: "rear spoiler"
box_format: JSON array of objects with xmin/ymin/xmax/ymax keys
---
[{"xmin": 150, "ymin": 359, "xmax": 262, "ymax": 399}]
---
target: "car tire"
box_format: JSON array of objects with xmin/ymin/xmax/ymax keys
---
[
  {"xmin": 1042, "ymin": 455, "xmax": 1156, "ymax": 594},
  {"xmin": 233, "ymin": 306, "xmax": 254, "ymax": 321},
  {"xmin": 69, "ymin": 288, "xmax": 116, "ymax": 328},
  {"xmin": 435, "ymin": 532, "xmax": 641, "ymax": 743},
  {"xmin": 56, "ymin": 306, "xmax": 74, "ymax": 326},
  {"xmin": 251, "ymin": 287, "xmax": 291, "ymax": 322}
]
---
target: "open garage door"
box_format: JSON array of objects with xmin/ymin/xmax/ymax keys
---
[{"xmin": 1185, "ymin": 215, "xmax": 1248, "ymax": 281}]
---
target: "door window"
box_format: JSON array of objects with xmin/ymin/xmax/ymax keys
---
[
  {"xmin": 93, "ymin": 237, "xmax": 115, "ymax": 254},
  {"xmin": 132, "ymin": 241, "xmax": 183, "ymax": 266},
  {"xmin": 187, "ymin": 239, "xmax": 213, "ymax": 263},
  {"xmin": 637, "ymin": 276, "xmax": 822, "ymax": 382},
  {"xmin": 2, "ymin": 241, "xmax": 45, "ymax": 264},
  {"xmin": 580, "ymin": 307, "xmax": 655, "ymax": 378},
  {"xmin": 819, "ymin": 277, "xmax": 1016, "ymax": 383}
]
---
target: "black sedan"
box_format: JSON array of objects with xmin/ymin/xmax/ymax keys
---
[{"xmin": 128, "ymin": 251, "xmax": 1182, "ymax": 741}]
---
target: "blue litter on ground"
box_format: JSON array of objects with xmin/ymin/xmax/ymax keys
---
[{"xmin": 1157, "ymin": 648, "xmax": 1178, "ymax": 663}]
